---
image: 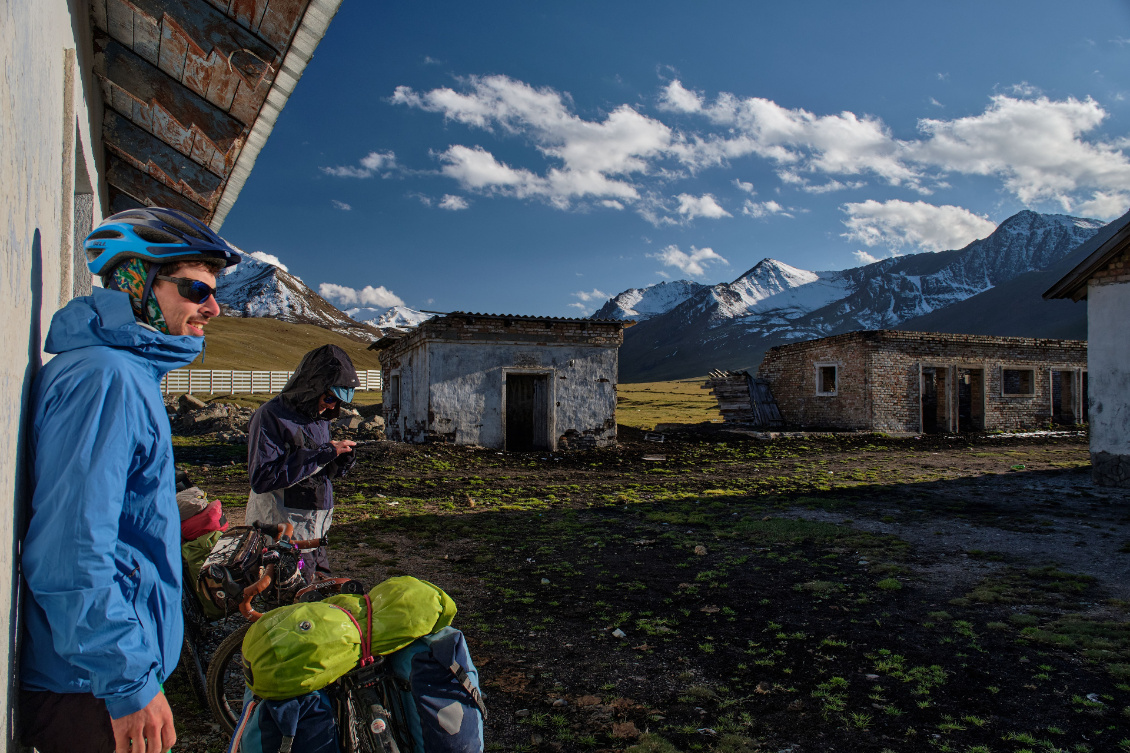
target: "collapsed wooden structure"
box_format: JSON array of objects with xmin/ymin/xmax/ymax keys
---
[{"xmin": 703, "ymin": 370, "xmax": 784, "ymax": 429}]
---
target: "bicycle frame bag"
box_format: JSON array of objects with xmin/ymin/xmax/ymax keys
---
[
  {"xmin": 199, "ymin": 526, "xmax": 266, "ymax": 613},
  {"xmin": 228, "ymin": 690, "xmax": 339, "ymax": 753},
  {"xmin": 388, "ymin": 627, "xmax": 486, "ymax": 753}
]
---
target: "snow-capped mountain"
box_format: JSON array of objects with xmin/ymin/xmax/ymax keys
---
[
  {"xmin": 216, "ymin": 251, "xmax": 380, "ymax": 341},
  {"xmin": 594, "ymin": 280, "xmax": 705, "ymax": 320},
  {"xmin": 615, "ymin": 210, "xmax": 1105, "ymax": 382},
  {"xmin": 345, "ymin": 305, "xmax": 433, "ymax": 336}
]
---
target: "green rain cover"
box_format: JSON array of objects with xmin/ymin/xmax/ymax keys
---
[
  {"xmin": 241, "ymin": 602, "xmax": 362, "ymax": 699},
  {"xmin": 181, "ymin": 530, "xmax": 225, "ymax": 619},
  {"xmin": 324, "ymin": 575, "xmax": 457, "ymax": 655}
]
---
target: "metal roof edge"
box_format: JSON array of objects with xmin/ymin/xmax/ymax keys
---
[{"xmin": 209, "ymin": 0, "xmax": 344, "ymax": 230}]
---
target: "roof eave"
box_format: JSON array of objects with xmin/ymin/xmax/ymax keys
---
[
  {"xmin": 209, "ymin": 0, "xmax": 344, "ymax": 230},
  {"xmin": 1044, "ymin": 210, "xmax": 1130, "ymax": 301}
]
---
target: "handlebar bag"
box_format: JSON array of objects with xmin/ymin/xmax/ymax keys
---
[{"xmin": 199, "ymin": 526, "xmax": 266, "ymax": 612}]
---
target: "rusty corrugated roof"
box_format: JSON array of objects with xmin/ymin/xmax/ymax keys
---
[{"xmin": 92, "ymin": 0, "xmax": 342, "ymax": 228}]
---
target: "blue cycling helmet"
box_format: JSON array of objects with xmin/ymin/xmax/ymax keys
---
[{"xmin": 84, "ymin": 207, "xmax": 241, "ymax": 277}]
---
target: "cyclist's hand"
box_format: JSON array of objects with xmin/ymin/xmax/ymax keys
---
[
  {"xmin": 111, "ymin": 691, "xmax": 175, "ymax": 753},
  {"xmin": 330, "ymin": 439, "xmax": 356, "ymax": 457}
]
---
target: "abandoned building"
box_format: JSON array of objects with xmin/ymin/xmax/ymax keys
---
[
  {"xmin": 1045, "ymin": 208, "xmax": 1130, "ymax": 487},
  {"xmin": 755, "ymin": 330, "xmax": 1088, "ymax": 433},
  {"xmin": 369, "ymin": 313, "xmax": 629, "ymax": 450}
]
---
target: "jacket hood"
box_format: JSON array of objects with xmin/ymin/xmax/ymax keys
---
[
  {"xmin": 279, "ymin": 344, "xmax": 359, "ymax": 419},
  {"xmin": 44, "ymin": 288, "xmax": 203, "ymax": 375}
]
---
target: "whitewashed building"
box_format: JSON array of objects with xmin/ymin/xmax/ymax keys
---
[
  {"xmin": 1045, "ymin": 208, "xmax": 1130, "ymax": 487},
  {"xmin": 370, "ymin": 313, "xmax": 629, "ymax": 451},
  {"xmin": 1, "ymin": 1, "xmax": 340, "ymax": 744}
]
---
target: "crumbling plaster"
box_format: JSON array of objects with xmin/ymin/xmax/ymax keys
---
[{"xmin": 387, "ymin": 340, "xmax": 618, "ymax": 449}]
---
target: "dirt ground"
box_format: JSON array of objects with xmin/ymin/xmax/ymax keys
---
[{"xmin": 168, "ymin": 427, "xmax": 1130, "ymax": 753}]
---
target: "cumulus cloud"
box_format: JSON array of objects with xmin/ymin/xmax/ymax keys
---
[
  {"xmin": 733, "ymin": 178, "xmax": 756, "ymax": 194},
  {"xmin": 911, "ymin": 95, "xmax": 1130, "ymax": 210},
  {"xmin": 742, "ymin": 200, "xmax": 791, "ymax": 218},
  {"xmin": 853, "ymin": 250, "xmax": 882, "ymax": 265},
  {"xmin": 648, "ymin": 244, "xmax": 728, "ymax": 277},
  {"xmin": 319, "ymin": 283, "xmax": 405, "ymax": 309},
  {"xmin": 676, "ymin": 193, "xmax": 731, "ymax": 219},
  {"xmin": 438, "ymin": 194, "xmax": 469, "ymax": 210},
  {"xmin": 331, "ymin": 199, "xmax": 352, "ymax": 211},
  {"xmin": 321, "ymin": 150, "xmax": 398, "ymax": 178},
  {"xmin": 1075, "ymin": 191, "xmax": 1130, "ymax": 219},
  {"xmin": 248, "ymin": 251, "xmax": 289, "ymax": 272},
  {"xmin": 841, "ymin": 199, "xmax": 997, "ymax": 253},
  {"xmin": 393, "ymin": 74, "xmax": 671, "ymax": 207},
  {"xmin": 573, "ymin": 289, "xmax": 609, "ymax": 302},
  {"xmin": 658, "ymin": 80, "xmax": 704, "ymax": 113}
]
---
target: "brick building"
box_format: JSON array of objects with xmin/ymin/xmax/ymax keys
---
[
  {"xmin": 1045, "ymin": 208, "xmax": 1130, "ymax": 487},
  {"xmin": 369, "ymin": 313, "xmax": 628, "ymax": 450},
  {"xmin": 757, "ymin": 330, "xmax": 1087, "ymax": 433}
]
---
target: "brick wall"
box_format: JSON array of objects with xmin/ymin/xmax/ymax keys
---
[
  {"xmin": 758, "ymin": 331, "xmax": 1086, "ymax": 432},
  {"xmin": 1089, "ymin": 246, "xmax": 1130, "ymax": 286}
]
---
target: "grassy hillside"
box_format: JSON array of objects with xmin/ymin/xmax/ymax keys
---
[
  {"xmin": 187, "ymin": 316, "xmax": 383, "ymax": 371},
  {"xmin": 617, "ymin": 378, "xmax": 722, "ymax": 429}
]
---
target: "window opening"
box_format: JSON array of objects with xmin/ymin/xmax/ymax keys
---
[
  {"xmin": 816, "ymin": 364, "xmax": 837, "ymax": 396},
  {"xmin": 1002, "ymin": 368, "xmax": 1035, "ymax": 397}
]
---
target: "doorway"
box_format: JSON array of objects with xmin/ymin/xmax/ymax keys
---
[
  {"xmin": 956, "ymin": 368, "xmax": 984, "ymax": 432},
  {"xmin": 921, "ymin": 367, "xmax": 946, "ymax": 434},
  {"xmin": 1051, "ymin": 370, "xmax": 1077, "ymax": 425},
  {"xmin": 505, "ymin": 373, "xmax": 550, "ymax": 451}
]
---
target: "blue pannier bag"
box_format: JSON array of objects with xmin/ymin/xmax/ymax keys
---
[
  {"xmin": 388, "ymin": 626, "xmax": 486, "ymax": 753},
  {"xmin": 227, "ymin": 690, "xmax": 339, "ymax": 753}
]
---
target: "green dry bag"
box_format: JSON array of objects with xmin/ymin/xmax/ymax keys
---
[
  {"xmin": 323, "ymin": 575, "xmax": 457, "ymax": 655},
  {"xmin": 241, "ymin": 602, "xmax": 362, "ymax": 700}
]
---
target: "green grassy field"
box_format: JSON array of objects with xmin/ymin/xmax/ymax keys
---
[
  {"xmin": 616, "ymin": 378, "xmax": 721, "ymax": 429},
  {"xmin": 185, "ymin": 316, "xmax": 383, "ymax": 371}
]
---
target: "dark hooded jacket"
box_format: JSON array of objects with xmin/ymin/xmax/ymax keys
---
[{"xmin": 247, "ymin": 345, "xmax": 361, "ymax": 512}]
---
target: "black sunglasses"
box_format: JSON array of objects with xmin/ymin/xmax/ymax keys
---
[{"xmin": 156, "ymin": 275, "xmax": 216, "ymax": 304}]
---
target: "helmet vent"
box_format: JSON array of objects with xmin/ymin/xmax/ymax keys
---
[
  {"xmin": 159, "ymin": 213, "xmax": 209, "ymax": 242},
  {"xmin": 87, "ymin": 230, "xmax": 122, "ymax": 240},
  {"xmin": 134, "ymin": 226, "xmax": 183, "ymax": 245}
]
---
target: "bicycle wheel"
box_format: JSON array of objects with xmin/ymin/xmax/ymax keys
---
[
  {"xmin": 205, "ymin": 622, "xmax": 250, "ymax": 733},
  {"xmin": 180, "ymin": 621, "xmax": 209, "ymax": 708}
]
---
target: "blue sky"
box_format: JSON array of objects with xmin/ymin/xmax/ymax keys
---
[{"xmin": 220, "ymin": 0, "xmax": 1130, "ymax": 317}]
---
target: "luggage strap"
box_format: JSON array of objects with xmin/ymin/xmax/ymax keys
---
[
  {"xmin": 449, "ymin": 659, "xmax": 488, "ymax": 719},
  {"xmin": 330, "ymin": 593, "xmax": 375, "ymax": 667}
]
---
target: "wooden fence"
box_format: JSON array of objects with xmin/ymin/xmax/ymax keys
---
[{"xmin": 160, "ymin": 369, "xmax": 382, "ymax": 395}]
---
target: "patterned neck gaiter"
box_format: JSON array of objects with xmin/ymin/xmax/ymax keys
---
[{"xmin": 109, "ymin": 258, "xmax": 170, "ymax": 334}]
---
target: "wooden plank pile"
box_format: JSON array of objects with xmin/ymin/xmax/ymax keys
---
[{"xmin": 703, "ymin": 370, "xmax": 784, "ymax": 429}]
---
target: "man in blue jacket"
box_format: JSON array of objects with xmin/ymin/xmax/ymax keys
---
[{"xmin": 19, "ymin": 208, "xmax": 240, "ymax": 753}]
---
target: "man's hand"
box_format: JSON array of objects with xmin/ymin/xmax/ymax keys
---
[
  {"xmin": 330, "ymin": 439, "xmax": 357, "ymax": 457},
  {"xmin": 110, "ymin": 691, "xmax": 175, "ymax": 753}
]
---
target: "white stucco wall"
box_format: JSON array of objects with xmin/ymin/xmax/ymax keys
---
[
  {"xmin": 393, "ymin": 341, "xmax": 618, "ymax": 449},
  {"xmin": 1, "ymin": 1, "xmax": 103, "ymax": 746},
  {"xmin": 1088, "ymin": 281, "xmax": 1130, "ymax": 459}
]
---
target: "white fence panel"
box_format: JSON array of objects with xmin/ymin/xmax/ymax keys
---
[{"xmin": 161, "ymin": 368, "xmax": 382, "ymax": 394}]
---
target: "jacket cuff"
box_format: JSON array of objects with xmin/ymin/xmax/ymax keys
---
[
  {"xmin": 103, "ymin": 672, "xmax": 160, "ymax": 719},
  {"xmin": 316, "ymin": 444, "xmax": 337, "ymax": 466}
]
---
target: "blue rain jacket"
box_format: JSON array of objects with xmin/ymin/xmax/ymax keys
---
[{"xmin": 20, "ymin": 288, "xmax": 203, "ymax": 718}]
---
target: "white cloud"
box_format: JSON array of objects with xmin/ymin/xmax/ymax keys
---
[
  {"xmin": 601, "ymin": 199, "xmax": 625, "ymax": 210},
  {"xmin": 393, "ymin": 75, "xmax": 671, "ymax": 207},
  {"xmin": 676, "ymin": 193, "xmax": 731, "ymax": 220},
  {"xmin": 319, "ymin": 283, "xmax": 405, "ymax": 308},
  {"xmin": 732, "ymin": 178, "xmax": 756, "ymax": 194},
  {"xmin": 1007, "ymin": 82, "xmax": 1042, "ymax": 97},
  {"xmin": 648, "ymin": 244, "xmax": 728, "ymax": 277},
  {"xmin": 853, "ymin": 250, "xmax": 882, "ymax": 265},
  {"xmin": 841, "ymin": 199, "xmax": 996, "ymax": 253},
  {"xmin": 911, "ymin": 95, "xmax": 1130, "ymax": 208},
  {"xmin": 742, "ymin": 200, "xmax": 790, "ymax": 218},
  {"xmin": 248, "ymin": 251, "xmax": 289, "ymax": 272},
  {"xmin": 438, "ymin": 194, "xmax": 469, "ymax": 210},
  {"xmin": 331, "ymin": 199, "xmax": 352, "ymax": 211},
  {"xmin": 573, "ymin": 288, "xmax": 609, "ymax": 302},
  {"xmin": 929, "ymin": 97, "xmax": 944, "ymax": 108},
  {"xmin": 1075, "ymin": 191, "xmax": 1130, "ymax": 219},
  {"xmin": 321, "ymin": 150, "xmax": 398, "ymax": 178},
  {"xmin": 658, "ymin": 80, "xmax": 704, "ymax": 113}
]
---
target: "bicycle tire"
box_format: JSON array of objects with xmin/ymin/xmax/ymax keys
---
[{"xmin": 205, "ymin": 622, "xmax": 250, "ymax": 733}]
